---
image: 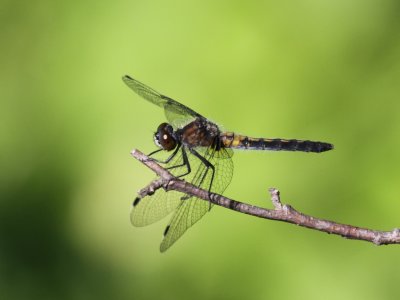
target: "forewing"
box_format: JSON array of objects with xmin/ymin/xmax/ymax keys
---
[
  {"xmin": 160, "ymin": 147, "xmax": 234, "ymax": 252},
  {"xmin": 122, "ymin": 75, "xmax": 203, "ymax": 128},
  {"xmin": 163, "ymin": 98, "xmax": 202, "ymax": 129}
]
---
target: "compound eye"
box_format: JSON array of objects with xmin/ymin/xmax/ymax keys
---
[{"xmin": 155, "ymin": 123, "xmax": 176, "ymax": 151}]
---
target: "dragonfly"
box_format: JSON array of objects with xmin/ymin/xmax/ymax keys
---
[{"xmin": 123, "ymin": 75, "xmax": 333, "ymax": 252}]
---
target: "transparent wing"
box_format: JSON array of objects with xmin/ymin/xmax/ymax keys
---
[
  {"xmin": 160, "ymin": 147, "xmax": 234, "ymax": 252},
  {"xmin": 130, "ymin": 150, "xmax": 188, "ymax": 226},
  {"xmin": 122, "ymin": 75, "xmax": 204, "ymax": 128},
  {"xmin": 131, "ymin": 190, "xmax": 182, "ymax": 227}
]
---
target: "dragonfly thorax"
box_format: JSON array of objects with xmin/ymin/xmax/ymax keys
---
[{"xmin": 154, "ymin": 123, "xmax": 177, "ymax": 151}]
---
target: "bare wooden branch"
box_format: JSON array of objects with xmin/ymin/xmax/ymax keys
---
[{"xmin": 131, "ymin": 149, "xmax": 400, "ymax": 245}]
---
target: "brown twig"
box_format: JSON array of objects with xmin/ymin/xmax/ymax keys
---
[{"xmin": 131, "ymin": 149, "xmax": 400, "ymax": 245}]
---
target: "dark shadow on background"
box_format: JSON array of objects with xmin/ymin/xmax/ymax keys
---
[{"xmin": 0, "ymin": 162, "xmax": 132, "ymax": 300}]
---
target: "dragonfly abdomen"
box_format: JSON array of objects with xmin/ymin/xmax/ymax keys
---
[{"xmin": 220, "ymin": 132, "xmax": 333, "ymax": 153}]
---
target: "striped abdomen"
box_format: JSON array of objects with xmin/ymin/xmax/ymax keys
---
[{"xmin": 220, "ymin": 132, "xmax": 333, "ymax": 153}]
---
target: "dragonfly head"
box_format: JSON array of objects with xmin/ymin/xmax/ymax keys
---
[{"xmin": 154, "ymin": 123, "xmax": 177, "ymax": 151}]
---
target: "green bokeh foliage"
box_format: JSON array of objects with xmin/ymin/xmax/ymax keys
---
[{"xmin": 1, "ymin": 1, "xmax": 400, "ymax": 299}]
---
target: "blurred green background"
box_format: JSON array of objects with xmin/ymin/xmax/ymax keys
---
[{"xmin": 1, "ymin": 0, "xmax": 400, "ymax": 299}]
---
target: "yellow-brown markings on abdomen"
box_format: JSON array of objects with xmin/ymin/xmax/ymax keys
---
[
  {"xmin": 231, "ymin": 134, "xmax": 242, "ymax": 147},
  {"xmin": 221, "ymin": 132, "xmax": 235, "ymax": 148},
  {"xmin": 222, "ymin": 133, "xmax": 260, "ymax": 148}
]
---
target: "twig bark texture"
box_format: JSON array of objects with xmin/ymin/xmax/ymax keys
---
[{"xmin": 132, "ymin": 149, "xmax": 400, "ymax": 245}]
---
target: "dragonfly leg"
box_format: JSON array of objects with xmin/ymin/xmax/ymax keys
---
[
  {"xmin": 148, "ymin": 143, "xmax": 181, "ymax": 164},
  {"xmin": 189, "ymin": 148, "xmax": 215, "ymax": 206},
  {"xmin": 166, "ymin": 146, "xmax": 191, "ymax": 178},
  {"xmin": 147, "ymin": 148, "xmax": 163, "ymax": 157}
]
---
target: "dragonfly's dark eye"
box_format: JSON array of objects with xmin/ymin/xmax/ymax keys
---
[{"xmin": 154, "ymin": 123, "xmax": 177, "ymax": 151}]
